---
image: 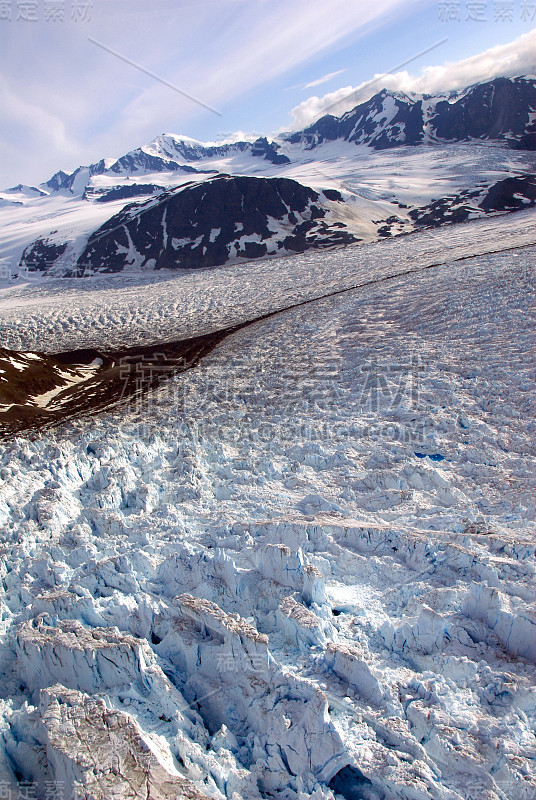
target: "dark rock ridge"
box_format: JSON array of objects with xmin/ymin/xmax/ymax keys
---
[
  {"xmin": 63, "ymin": 175, "xmax": 356, "ymax": 276},
  {"xmin": 409, "ymin": 174, "xmax": 536, "ymax": 228},
  {"xmin": 43, "ymin": 170, "xmax": 71, "ymax": 191},
  {"xmin": 431, "ymin": 79, "xmax": 536, "ymax": 146},
  {"xmin": 287, "ymin": 90, "xmax": 426, "ymax": 150},
  {"xmin": 104, "ymin": 152, "xmax": 200, "ymax": 176},
  {"xmin": 0, "ymin": 347, "xmax": 108, "ymax": 411},
  {"xmin": 83, "ymin": 183, "xmax": 166, "ymax": 203},
  {"xmin": 0, "ymin": 330, "xmax": 237, "ymax": 438},
  {"xmin": 250, "ymin": 136, "xmax": 291, "ymax": 164},
  {"xmin": 19, "ymin": 172, "xmax": 535, "ymax": 274},
  {"xmin": 45, "ymin": 159, "xmax": 202, "ymax": 195},
  {"xmin": 19, "ymin": 238, "xmax": 67, "ymax": 273},
  {"xmin": 6, "ymin": 184, "xmax": 46, "ymax": 196},
  {"xmin": 286, "ymin": 77, "xmax": 536, "ymax": 150},
  {"xmin": 478, "ymin": 175, "xmax": 536, "ymax": 210},
  {"xmin": 372, "ymin": 175, "xmax": 536, "ymax": 234},
  {"xmin": 40, "ymin": 136, "xmax": 289, "ymax": 198},
  {"xmin": 118, "ymin": 135, "xmax": 290, "ymax": 166}
]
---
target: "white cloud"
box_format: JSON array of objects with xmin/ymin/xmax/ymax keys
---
[
  {"xmin": 289, "ymin": 28, "xmax": 536, "ymax": 129},
  {"xmin": 303, "ymin": 69, "xmax": 347, "ymax": 90}
]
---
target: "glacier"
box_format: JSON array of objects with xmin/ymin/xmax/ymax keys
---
[{"xmin": 0, "ymin": 211, "xmax": 534, "ymax": 798}]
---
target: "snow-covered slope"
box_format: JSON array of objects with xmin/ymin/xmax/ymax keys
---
[
  {"xmin": 19, "ymin": 176, "xmax": 359, "ymax": 277},
  {"xmin": 286, "ymin": 77, "xmax": 536, "ymax": 150},
  {"xmin": 0, "ymin": 347, "xmax": 104, "ymax": 413},
  {"xmin": 0, "ymin": 211, "xmax": 534, "ymax": 799}
]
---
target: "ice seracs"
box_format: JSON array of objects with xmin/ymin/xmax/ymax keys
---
[{"xmin": 40, "ymin": 686, "xmax": 211, "ymax": 800}]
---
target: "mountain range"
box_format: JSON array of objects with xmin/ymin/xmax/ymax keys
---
[{"xmin": 1, "ymin": 76, "xmax": 535, "ymax": 277}]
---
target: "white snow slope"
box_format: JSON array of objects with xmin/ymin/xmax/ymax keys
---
[{"xmin": 0, "ymin": 212, "xmax": 534, "ymax": 800}]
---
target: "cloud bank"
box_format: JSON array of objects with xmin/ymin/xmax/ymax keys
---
[{"xmin": 289, "ymin": 28, "xmax": 536, "ymax": 129}]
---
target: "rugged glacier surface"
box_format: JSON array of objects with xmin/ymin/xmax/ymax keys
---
[
  {"xmin": 0, "ymin": 216, "xmax": 534, "ymax": 799},
  {"xmin": 0, "ymin": 209, "xmax": 535, "ymax": 353}
]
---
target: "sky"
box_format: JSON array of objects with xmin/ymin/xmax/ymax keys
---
[{"xmin": 0, "ymin": 0, "xmax": 535, "ymax": 187}]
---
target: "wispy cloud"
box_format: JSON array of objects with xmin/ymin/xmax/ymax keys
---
[
  {"xmin": 88, "ymin": 36, "xmax": 222, "ymax": 116},
  {"xmin": 303, "ymin": 69, "xmax": 347, "ymax": 90},
  {"xmin": 0, "ymin": 0, "xmax": 406, "ymax": 187},
  {"xmin": 289, "ymin": 28, "xmax": 536, "ymax": 128}
]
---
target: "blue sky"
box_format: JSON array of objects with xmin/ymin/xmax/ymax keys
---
[{"xmin": 1, "ymin": 0, "xmax": 535, "ymax": 187}]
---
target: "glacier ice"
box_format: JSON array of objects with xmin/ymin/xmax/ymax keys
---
[{"xmin": 0, "ymin": 215, "xmax": 534, "ymax": 798}]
